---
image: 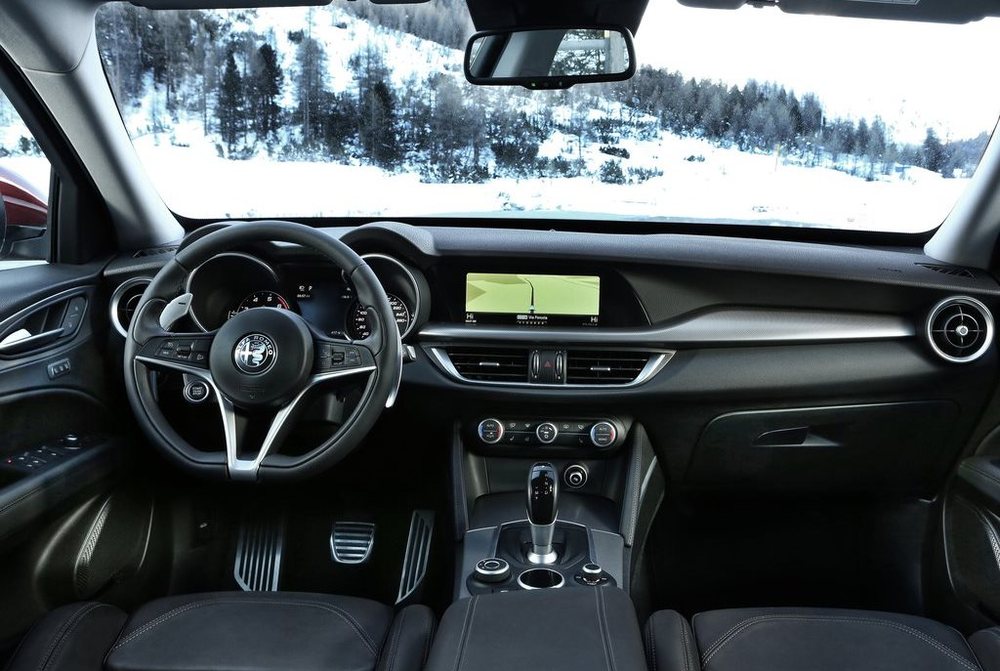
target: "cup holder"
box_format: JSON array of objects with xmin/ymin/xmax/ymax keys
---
[{"xmin": 517, "ymin": 567, "xmax": 565, "ymax": 590}]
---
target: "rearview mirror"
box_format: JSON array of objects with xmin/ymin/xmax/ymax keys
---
[{"xmin": 465, "ymin": 26, "xmax": 635, "ymax": 90}]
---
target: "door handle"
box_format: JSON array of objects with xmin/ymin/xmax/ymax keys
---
[
  {"xmin": 753, "ymin": 426, "xmax": 841, "ymax": 448},
  {"xmin": 0, "ymin": 327, "xmax": 65, "ymax": 355}
]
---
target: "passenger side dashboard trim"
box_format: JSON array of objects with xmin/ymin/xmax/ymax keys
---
[{"xmin": 418, "ymin": 308, "xmax": 915, "ymax": 347}]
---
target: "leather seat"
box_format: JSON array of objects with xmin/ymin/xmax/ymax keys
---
[
  {"xmin": 646, "ymin": 607, "xmax": 1000, "ymax": 671},
  {"xmin": 6, "ymin": 591, "xmax": 434, "ymax": 671}
]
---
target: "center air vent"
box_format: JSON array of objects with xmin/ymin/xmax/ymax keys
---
[
  {"xmin": 566, "ymin": 350, "xmax": 651, "ymax": 385},
  {"xmin": 110, "ymin": 278, "xmax": 151, "ymax": 337},
  {"xmin": 446, "ymin": 347, "xmax": 530, "ymax": 382},
  {"xmin": 927, "ymin": 296, "xmax": 994, "ymax": 363}
]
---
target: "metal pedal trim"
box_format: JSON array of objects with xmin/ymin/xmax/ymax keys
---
[
  {"xmin": 233, "ymin": 517, "xmax": 285, "ymax": 592},
  {"xmin": 331, "ymin": 521, "xmax": 376, "ymax": 565},
  {"xmin": 396, "ymin": 510, "xmax": 434, "ymax": 604}
]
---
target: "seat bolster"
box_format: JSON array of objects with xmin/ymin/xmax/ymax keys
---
[
  {"xmin": 969, "ymin": 628, "xmax": 1000, "ymax": 671},
  {"xmin": 105, "ymin": 591, "xmax": 395, "ymax": 671},
  {"xmin": 5, "ymin": 602, "xmax": 127, "ymax": 671},
  {"xmin": 645, "ymin": 610, "xmax": 699, "ymax": 671},
  {"xmin": 377, "ymin": 605, "xmax": 436, "ymax": 671}
]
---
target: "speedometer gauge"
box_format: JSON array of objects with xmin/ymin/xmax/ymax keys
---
[
  {"xmin": 232, "ymin": 290, "xmax": 290, "ymax": 317},
  {"xmin": 348, "ymin": 294, "xmax": 411, "ymax": 339}
]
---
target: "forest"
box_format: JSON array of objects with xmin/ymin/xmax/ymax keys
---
[{"xmin": 87, "ymin": 2, "xmax": 988, "ymax": 186}]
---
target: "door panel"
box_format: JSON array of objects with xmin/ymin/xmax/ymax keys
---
[{"xmin": 0, "ymin": 262, "xmax": 127, "ymax": 650}]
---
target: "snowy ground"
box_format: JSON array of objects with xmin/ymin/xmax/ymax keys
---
[{"xmin": 129, "ymin": 131, "xmax": 966, "ymax": 233}]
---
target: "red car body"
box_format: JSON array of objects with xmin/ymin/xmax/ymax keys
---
[{"xmin": 0, "ymin": 164, "xmax": 47, "ymax": 227}]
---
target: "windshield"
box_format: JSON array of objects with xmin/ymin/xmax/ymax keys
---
[{"xmin": 94, "ymin": 1, "xmax": 1000, "ymax": 232}]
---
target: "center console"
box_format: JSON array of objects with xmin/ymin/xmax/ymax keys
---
[
  {"xmin": 425, "ymin": 587, "xmax": 648, "ymax": 671},
  {"xmin": 450, "ymin": 412, "xmax": 663, "ymax": 602}
]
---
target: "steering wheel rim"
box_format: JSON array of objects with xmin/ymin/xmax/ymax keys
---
[{"xmin": 123, "ymin": 221, "xmax": 402, "ymax": 482}]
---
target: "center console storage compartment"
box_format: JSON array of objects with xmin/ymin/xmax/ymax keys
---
[{"xmin": 426, "ymin": 588, "xmax": 647, "ymax": 671}]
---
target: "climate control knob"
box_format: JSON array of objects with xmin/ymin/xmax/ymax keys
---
[
  {"xmin": 589, "ymin": 421, "xmax": 617, "ymax": 448},
  {"xmin": 536, "ymin": 422, "xmax": 558, "ymax": 444},
  {"xmin": 477, "ymin": 419, "xmax": 504, "ymax": 444}
]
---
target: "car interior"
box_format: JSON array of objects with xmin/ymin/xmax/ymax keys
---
[{"xmin": 2, "ymin": 0, "xmax": 1000, "ymax": 669}]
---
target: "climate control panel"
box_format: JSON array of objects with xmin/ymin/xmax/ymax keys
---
[{"xmin": 475, "ymin": 418, "xmax": 623, "ymax": 450}]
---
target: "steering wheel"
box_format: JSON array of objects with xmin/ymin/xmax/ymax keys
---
[{"xmin": 123, "ymin": 221, "xmax": 402, "ymax": 482}]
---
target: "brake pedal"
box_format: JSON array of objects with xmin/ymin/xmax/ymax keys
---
[
  {"xmin": 331, "ymin": 521, "xmax": 376, "ymax": 565},
  {"xmin": 233, "ymin": 516, "xmax": 285, "ymax": 591}
]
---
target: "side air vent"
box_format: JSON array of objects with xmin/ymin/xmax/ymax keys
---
[
  {"xmin": 566, "ymin": 350, "xmax": 651, "ymax": 385},
  {"xmin": 446, "ymin": 346, "xmax": 530, "ymax": 382},
  {"xmin": 927, "ymin": 297, "xmax": 994, "ymax": 363},
  {"xmin": 918, "ymin": 263, "xmax": 975, "ymax": 279},
  {"xmin": 110, "ymin": 278, "xmax": 151, "ymax": 337}
]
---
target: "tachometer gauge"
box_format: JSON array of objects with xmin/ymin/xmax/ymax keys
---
[
  {"xmin": 348, "ymin": 294, "xmax": 411, "ymax": 339},
  {"xmin": 231, "ymin": 290, "xmax": 290, "ymax": 318}
]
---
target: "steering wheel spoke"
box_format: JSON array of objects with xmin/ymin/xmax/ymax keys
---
[
  {"xmin": 221, "ymin": 360, "xmax": 376, "ymax": 481},
  {"xmin": 136, "ymin": 332, "xmax": 216, "ymax": 371}
]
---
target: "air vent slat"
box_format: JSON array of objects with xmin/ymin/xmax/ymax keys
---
[
  {"xmin": 446, "ymin": 347, "xmax": 530, "ymax": 382},
  {"xmin": 566, "ymin": 350, "xmax": 650, "ymax": 385},
  {"xmin": 927, "ymin": 297, "xmax": 993, "ymax": 364}
]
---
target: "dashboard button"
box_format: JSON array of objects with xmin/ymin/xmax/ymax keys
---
[
  {"xmin": 590, "ymin": 421, "xmax": 617, "ymax": 448},
  {"xmin": 536, "ymin": 422, "xmax": 558, "ymax": 444},
  {"xmin": 477, "ymin": 418, "xmax": 504, "ymax": 444}
]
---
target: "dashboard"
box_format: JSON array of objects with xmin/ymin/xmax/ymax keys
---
[{"xmin": 105, "ymin": 221, "xmax": 1000, "ymax": 498}]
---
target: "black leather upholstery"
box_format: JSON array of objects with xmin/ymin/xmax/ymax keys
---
[
  {"xmin": 646, "ymin": 607, "xmax": 987, "ymax": 671},
  {"xmin": 425, "ymin": 587, "xmax": 647, "ymax": 671},
  {"xmin": 5, "ymin": 602, "xmax": 127, "ymax": 671},
  {"xmin": 970, "ymin": 628, "xmax": 1000, "ymax": 671},
  {"xmin": 5, "ymin": 592, "xmax": 434, "ymax": 671}
]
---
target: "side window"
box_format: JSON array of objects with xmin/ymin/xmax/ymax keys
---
[{"xmin": 0, "ymin": 87, "xmax": 51, "ymax": 261}]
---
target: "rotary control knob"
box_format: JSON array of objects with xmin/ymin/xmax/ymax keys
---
[
  {"xmin": 536, "ymin": 422, "xmax": 558, "ymax": 445},
  {"xmin": 474, "ymin": 557, "xmax": 511, "ymax": 583},
  {"xmin": 564, "ymin": 464, "xmax": 588, "ymax": 489},
  {"xmin": 477, "ymin": 419, "xmax": 504, "ymax": 444},
  {"xmin": 581, "ymin": 562, "xmax": 604, "ymax": 585},
  {"xmin": 589, "ymin": 421, "xmax": 617, "ymax": 448}
]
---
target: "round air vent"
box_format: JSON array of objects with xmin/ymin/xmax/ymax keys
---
[
  {"xmin": 110, "ymin": 278, "xmax": 151, "ymax": 337},
  {"xmin": 926, "ymin": 296, "xmax": 994, "ymax": 363}
]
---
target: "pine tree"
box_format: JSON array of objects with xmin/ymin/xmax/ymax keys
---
[
  {"xmin": 922, "ymin": 128, "xmax": 948, "ymax": 175},
  {"xmin": 251, "ymin": 43, "xmax": 283, "ymax": 143},
  {"xmin": 218, "ymin": 49, "xmax": 243, "ymax": 154},
  {"xmin": 296, "ymin": 32, "xmax": 327, "ymax": 151}
]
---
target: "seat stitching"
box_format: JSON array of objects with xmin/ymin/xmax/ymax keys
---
[
  {"xmin": 676, "ymin": 612, "xmax": 692, "ymax": 671},
  {"xmin": 37, "ymin": 603, "xmax": 108, "ymax": 671},
  {"xmin": 701, "ymin": 615, "xmax": 979, "ymax": 670},
  {"xmin": 595, "ymin": 587, "xmax": 615, "ymax": 671},
  {"xmin": 381, "ymin": 608, "xmax": 407, "ymax": 671},
  {"xmin": 420, "ymin": 613, "xmax": 436, "ymax": 668},
  {"xmin": 645, "ymin": 616, "xmax": 658, "ymax": 671},
  {"xmin": 965, "ymin": 464, "xmax": 1000, "ymax": 492},
  {"xmin": 110, "ymin": 598, "xmax": 379, "ymax": 656},
  {"xmin": 451, "ymin": 597, "xmax": 477, "ymax": 671}
]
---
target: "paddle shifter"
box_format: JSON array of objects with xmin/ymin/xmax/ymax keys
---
[{"xmin": 526, "ymin": 462, "xmax": 559, "ymax": 565}]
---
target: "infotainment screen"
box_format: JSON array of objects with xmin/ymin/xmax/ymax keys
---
[{"xmin": 464, "ymin": 273, "xmax": 600, "ymax": 327}]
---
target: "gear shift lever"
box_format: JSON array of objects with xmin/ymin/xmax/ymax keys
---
[{"xmin": 526, "ymin": 462, "xmax": 558, "ymax": 565}]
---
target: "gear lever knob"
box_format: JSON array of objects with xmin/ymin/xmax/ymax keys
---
[{"xmin": 526, "ymin": 462, "xmax": 558, "ymax": 564}]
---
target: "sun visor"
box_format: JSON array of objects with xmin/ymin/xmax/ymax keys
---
[
  {"xmin": 676, "ymin": 0, "xmax": 1000, "ymax": 23},
  {"xmin": 466, "ymin": 0, "xmax": 648, "ymax": 35}
]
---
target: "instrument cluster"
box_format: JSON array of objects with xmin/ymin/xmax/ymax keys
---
[{"xmin": 186, "ymin": 252, "xmax": 423, "ymax": 340}]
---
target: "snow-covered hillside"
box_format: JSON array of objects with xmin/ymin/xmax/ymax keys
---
[{"xmin": 0, "ymin": 3, "xmax": 989, "ymax": 234}]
